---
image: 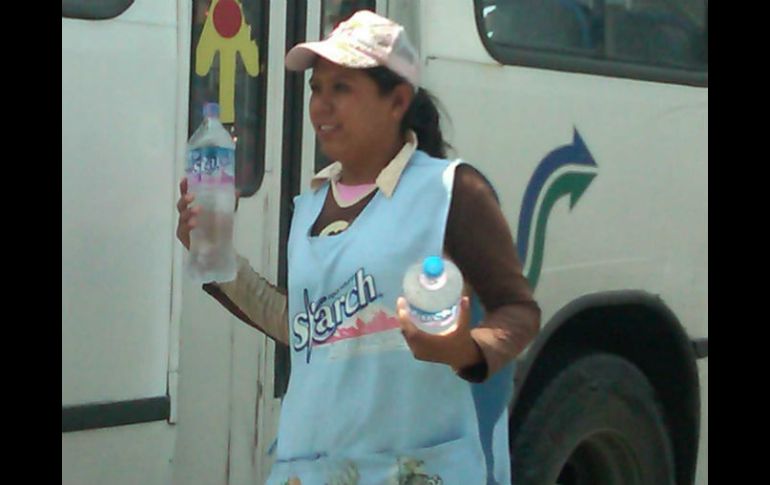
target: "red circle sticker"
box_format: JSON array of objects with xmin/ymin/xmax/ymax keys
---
[{"xmin": 213, "ymin": 0, "xmax": 242, "ymax": 39}]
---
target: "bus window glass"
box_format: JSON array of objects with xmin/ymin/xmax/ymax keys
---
[
  {"xmin": 484, "ymin": 0, "xmax": 603, "ymax": 57},
  {"xmin": 480, "ymin": 0, "xmax": 707, "ymax": 75},
  {"xmin": 190, "ymin": 0, "xmax": 269, "ymax": 197},
  {"xmin": 62, "ymin": 0, "xmax": 135, "ymax": 19},
  {"xmin": 605, "ymin": 0, "xmax": 707, "ymax": 70},
  {"xmin": 322, "ymin": 0, "xmax": 377, "ymax": 38}
]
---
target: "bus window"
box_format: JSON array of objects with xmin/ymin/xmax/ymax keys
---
[
  {"xmin": 190, "ymin": 0, "xmax": 269, "ymax": 197},
  {"xmin": 483, "ymin": 0, "xmax": 603, "ymax": 56},
  {"xmin": 62, "ymin": 0, "xmax": 135, "ymax": 19},
  {"xmin": 605, "ymin": 0, "xmax": 707, "ymax": 70},
  {"xmin": 477, "ymin": 0, "xmax": 707, "ymax": 85},
  {"xmin": 321, "ymin": 0, "xmax": 377, "ymax": 38}
]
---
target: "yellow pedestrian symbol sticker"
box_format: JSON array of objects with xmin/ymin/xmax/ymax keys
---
[{"xmin": 195, "ymin": 0, "xmax": 260, "ymax": 123}]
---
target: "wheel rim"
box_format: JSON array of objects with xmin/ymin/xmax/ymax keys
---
[{"xmin": 555, "ymin": 431, "xmax": 643, "ymax": 485}]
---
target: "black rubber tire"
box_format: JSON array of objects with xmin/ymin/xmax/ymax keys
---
[{"xmin": 510, "ymin": 353, "xmax": 676, "ymax": 485}]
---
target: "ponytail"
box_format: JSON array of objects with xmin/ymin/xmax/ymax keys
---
[
  {"xmin": 364, "ymin": 67, "xmax": 452, "ymax": 159},
  {"xmin": 402, "ymin": 88, "xmax": 450, "ymax": 159}
]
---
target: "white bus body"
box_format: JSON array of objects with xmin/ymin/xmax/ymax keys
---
[{"xmin": 62, "ymin": 1, "xmax": 707, "ymax": 484}]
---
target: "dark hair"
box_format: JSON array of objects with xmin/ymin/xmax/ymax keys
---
[{"xmin": 364, "ymin": 66, "xmax": 452, "ymax": 159}]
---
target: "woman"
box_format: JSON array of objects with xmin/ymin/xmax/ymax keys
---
[{"xmin": 177, "ymin": 10, "xmax": 540, "ymax": 485}]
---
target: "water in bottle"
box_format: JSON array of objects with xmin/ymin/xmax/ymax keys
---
[
  {"xmin": 185, "ymin": 102, "xmax": 237, "ymax": 283},
  {"xmin": 402, "ymin": 256, "xmax": 463, "ymax": 335}
]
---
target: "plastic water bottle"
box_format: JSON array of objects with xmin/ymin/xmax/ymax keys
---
[
  {"xmin": 185, "ymin": 102, "xmax": 237, "ymax": 283},
  {"xmin": 402, "ymin": 256, "xmax": 463, "ymax": 335}
]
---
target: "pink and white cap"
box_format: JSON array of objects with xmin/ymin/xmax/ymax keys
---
[{"xmin": 285, "ymin": 10, "xmax": 420, "ymax": 89}]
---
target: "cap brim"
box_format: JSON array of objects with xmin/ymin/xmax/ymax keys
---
[{"xmin": 285, "ymin": 40, "xmax": 379, "ymax": 71}]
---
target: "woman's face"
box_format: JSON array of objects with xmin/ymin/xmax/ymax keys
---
[{"xmin": 309, "ymin": 58, "xmax": 404, "ymax": 167}]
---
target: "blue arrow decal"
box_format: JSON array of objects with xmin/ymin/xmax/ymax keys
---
[{"xmin": 517, "ymin": 128, "xmax": 597, "ymax": 267}]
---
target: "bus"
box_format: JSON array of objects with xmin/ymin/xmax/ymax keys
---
[{"xmin": 62, "ymin": 0, "xmax": 707, "ymax": 484}]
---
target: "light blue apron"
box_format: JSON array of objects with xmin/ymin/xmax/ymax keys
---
[{"xmin": 266, "ymin": 150, "xmax": 512, "ymax": 485}]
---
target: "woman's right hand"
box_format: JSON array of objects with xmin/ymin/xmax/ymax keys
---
[{"xmin": 176, "ymin": 178, "xmax": 200, "ymax": 251}]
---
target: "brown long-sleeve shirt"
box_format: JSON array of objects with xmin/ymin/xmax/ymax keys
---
[{"xmin": 203, "ymin": 146, "xmax": 540, "ymax": 383}]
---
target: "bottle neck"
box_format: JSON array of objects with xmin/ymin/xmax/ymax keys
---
[{"xmin": 420, "ymin": 272, "xmax": 447, "ymax": 290}]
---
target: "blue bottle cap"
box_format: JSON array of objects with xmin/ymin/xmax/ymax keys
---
[
  {"xmin": 203, "ymin": 102, "xmax": 220, "ymax": 118},
  {"xmin": 422, "ymin": 256, "xmax": 445, "ymax": 278}
]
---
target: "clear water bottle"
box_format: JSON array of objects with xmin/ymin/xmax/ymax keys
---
[
  {"xmin": 185, "ymin": 102, "xmax": 237, "ymax": 283},
  {"xmin": 402, "ymin": 256, "xmax": 464, "ymax": 335}
]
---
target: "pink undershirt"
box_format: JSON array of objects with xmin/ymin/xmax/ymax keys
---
[{"xmin": 334, "ymin": 181, "xmax": 377, "ymax": 204}]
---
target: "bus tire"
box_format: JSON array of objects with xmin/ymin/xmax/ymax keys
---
[{"xmin": 510, "ymin": 352, "xmax": 676, "ymax": 485}]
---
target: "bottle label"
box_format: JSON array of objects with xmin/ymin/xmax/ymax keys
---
[
  {"xmin": 187, "ymin": 146, "xmax": 235, "ymax": 185},
  {"xmin": 409, "ymin": 303, "xmax": 459, "ymax": 328}
]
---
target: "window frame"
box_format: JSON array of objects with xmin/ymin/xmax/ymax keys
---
[
  {"xmin": 62, "ymin": 0, "xmax": 135, "ymax": 20},
  {"xmin": 473, "ymin": 0, "xmax": 707, "ymax": 87}
]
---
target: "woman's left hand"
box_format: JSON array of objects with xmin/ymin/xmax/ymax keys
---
[{"xmin": 396, "ymin": 296, "xmax": 484, "ymax": 372}]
